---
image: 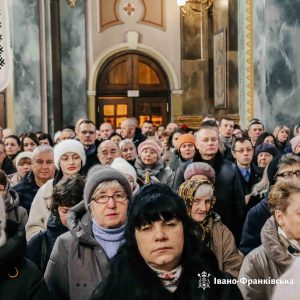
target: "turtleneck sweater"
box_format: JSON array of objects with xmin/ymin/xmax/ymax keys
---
[{"xmin": 92, "ymin": 220, "xmax": 126, "ymax": 259}]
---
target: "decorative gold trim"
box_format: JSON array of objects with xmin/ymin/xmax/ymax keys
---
[
  {"xmin": 244, "ymin": 0, "xmax": 254, "ymax": 120},
  {"xmin": 174, "ymin": 114, "xmax": 240, "ymax": 129},
  {"xmin": 138, "ymin": 0, "xmax": 165, "ymax": 31},
  {"xmin": 99, "ymin": 0, "xmax": 124, "ymax": 32}
]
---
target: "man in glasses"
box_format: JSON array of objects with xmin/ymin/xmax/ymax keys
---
[
  {"xmin": 232, "ymin": 137, "xmax": 263, "ymax": 200},
  {"xmin": 45, "ymin": 166, "xmax": 132, "ymax": 300},
  {"xmin": 240, "ymin": 153, "xmax": 300, "ymax": 255}
]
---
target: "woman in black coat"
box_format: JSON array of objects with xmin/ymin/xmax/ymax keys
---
[
  {"xmin": 0, "ymin": 199, "xmax": 50, "ymax": 300},
  {"xmin": 91, "ymin": 183, "xmax": 242, "ymax": 300}
]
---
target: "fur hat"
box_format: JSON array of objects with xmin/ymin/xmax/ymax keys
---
[
  {"xmin": 290, "ymin": 136, "xmax": 300, "ymax": 153},
  {"xmin": 184, "ymin": 162, "xmax": 216, "ymax": 183},
  {"xmin": 177, "ymin": 134, "xmax": 196, "ymax": 150},
  {"xmin": 0, "ymin": 197, "xmax": 6, "ymax": 247},
  {"xmin": 110, "ymin": 157, "xmax": 137, "ymax": 185},
  {"xmin": 137, "ymin": 140, "xmax": 162, "ymax": 158},
  {"xmin": 255, "ymin": 143, "xmax": 279, "ymax": 157},
  {"xmin": 54, "ymin": 139, "xmax": 86, "ymax": 170},
  {"xmin": 84, "ymin": 165, "xmax": 132, "ymax": 209},
  {"xmin": 15, "ymin": 151, "xmax": 33, "ymax": 167}
]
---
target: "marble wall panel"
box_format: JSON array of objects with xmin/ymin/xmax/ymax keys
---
[
  {"xmin": 254, "ymin": 0, "xmax": 300, "ymax": 131},
  {"xmin": 60, "ymin": 0, "xmax": 87, "ymax": 127},
  {"xmin": 12, "ymin": 0, "xmax": 41, "ymax": 133}
]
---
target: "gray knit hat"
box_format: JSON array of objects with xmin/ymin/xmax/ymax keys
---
[{"xmin": 84, "ymin": 165, "xmax": 132, "ymax": 209}]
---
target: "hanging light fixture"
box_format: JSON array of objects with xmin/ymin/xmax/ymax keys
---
[{"xmin": 177, "ymin": 0, "xmax": 213, "ymax": 15}]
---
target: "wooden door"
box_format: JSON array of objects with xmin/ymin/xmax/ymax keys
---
[{"xmin": 96, "ymin": 97, "xmax": 133, "ymax": 129}]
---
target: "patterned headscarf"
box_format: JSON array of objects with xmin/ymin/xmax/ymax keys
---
[{"xmin": 178, "ymin": 179, "xmax": 216, "ymax": 245}]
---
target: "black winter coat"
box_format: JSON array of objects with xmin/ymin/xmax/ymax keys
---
[
  {"xmin": 26, "ymin": 212, "xmax": 68, "ymax": 273},
  {"xmin": 90, "ymin": 238, "xmax": 243, "ymax": 300},
  {"xmin": 0, "ymin": 220, "xmax": 50, "ymax": 300},
  {"xmin": 239, "ymin": 195, "xmax": 270, "ymax": 255},
  {"xmin": 13, "ymin": 171, "xmax": 39, "ymax": 214},
  {"xmin": 0, "ymin": 156, "xmax": 16, "ymax": 175},
  {"xmin": 173, "ymin": 152, "xmax": 245, "ymax": 244}
]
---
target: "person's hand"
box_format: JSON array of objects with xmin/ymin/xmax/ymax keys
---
[{"xmin": 245, "ymin": 194, "xmax": 251, "ymax": 204}]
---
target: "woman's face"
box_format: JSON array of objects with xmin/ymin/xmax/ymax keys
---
[
  {"xmin": 140, "ymin": 148, "xmax": 158, "ymax": 166},
  {"xmin": 90, "ymin": 186, "xmax": 128, "ymax": 229},
  {"xmin": 110, "ymin": 135, "xmax": 122, "ymax": 144},
  {"xmin": 159, "ymin": 136, "xmax": 169, "ymax": 150},
  {"xmin": 157, "ymin": 126, "xmax": 165, "ymax": 136},
  {"xmin": 58, "ymin": 206, "xmax": 72, "ymax": 226},
  {"xmin": 257, "ymin": 152, "xmax": 273, "ymax": 168},
  {"xmin": 23, "ymin": 137, "xmax": 38, "ymax": 152},
  {"xmin": 5, "ymin": 138, "xmax": 20, "ymax": 156},
  {"xmin": 121, "ymin": 143, "xmax": 137, "ymax": 161},
  {"xmin": 275, "ymin": 192, "xmax": 300, "ymax": 244},
  {"xmin": 263, "ymin": 136, "xmax": 275, "ymax": 144},
  {"xmin": 294, "ymin": 144, "xmax": 300, "ymax": 154},
  {"xmin": 17, "ymin": 158, "xmax": 32, "ymax": 177},
  {"xmin": 179, "ymin": 143, "xmax": 195, "ymax": 160},
  {"xmin": 59, "ymin": 152, "xmax": 82, "ymax": 176},
  {"xmin": 277, "ymin": 129, "xmax": 289, "ymax": 143},
  {"xmin": 135, "ymin": 219, "xmax": 184, "ymax": 271},
  {"xmin": 39, "ymin": 138, "xmax": 50, "ymax": 145},
  {"xmin": 172, "ymin": 133, "xmax": 182, "ymax": 149},
  {"xmin": 191, "ymin": 185, "xmax": 213, "ymax": 223}
]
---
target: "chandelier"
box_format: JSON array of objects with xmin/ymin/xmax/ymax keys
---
[{"xmin": 177, "ymin": 0, "xmax": 213, "ymax": 15}]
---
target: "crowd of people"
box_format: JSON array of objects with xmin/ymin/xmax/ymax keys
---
[{"xmin": 0, "ymin": 116, "xmax": 300, "ymax": 300}]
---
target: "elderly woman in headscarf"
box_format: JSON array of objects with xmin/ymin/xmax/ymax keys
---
[{"xmin": 178, "ymin": 179, "xmax": 243, "ymax": 278}]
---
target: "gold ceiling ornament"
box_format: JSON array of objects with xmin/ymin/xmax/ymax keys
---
[
  {"xmin": 66, "ymin": 0, "xmax": 77, "ymax": 8},
  {"xmin": 177, "ymin": 0, "xmax": 213, "ymax": 15}
]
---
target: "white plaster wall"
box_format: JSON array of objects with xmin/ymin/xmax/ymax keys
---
[{"xmin": 86, "ymin": 0, "xmax": 181, "ymax": 90}]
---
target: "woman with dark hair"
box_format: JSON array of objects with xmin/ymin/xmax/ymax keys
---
[
  {"xmin": 38, "ymin": 133, "xmax": 54, "ymax": 147},
  {"xmin": 255, "ymin": 132, "xmax": 278, "ymax": 148},
  {"xmin": 109, "ymin": 132, "xmax": 122, "ymax": 144},
  {"xmin": 26, "ymin": 174, "xmax": 85, "ymax": 273},
  {"xmin": 20, "ymin": 132, "xmax": 40, "ymax": 152},
  {"xmin": 4, "ymin": 135, "xmax": 21, "ymax": 162},
  {"xmin": 0, "ymin": 198, "xmax": 50, "ymax": 299},
  {"xmin": 91, "ymin": 183, "xmax": 242, "ymax": 300}
]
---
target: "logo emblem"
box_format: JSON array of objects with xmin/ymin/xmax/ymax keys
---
[{"xmin": 198, "ymin": 271, "xmax": 211, "ymax": 290}]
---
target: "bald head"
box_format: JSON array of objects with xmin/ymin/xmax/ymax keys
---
[{"xmin": 99, "ymin": 123, "xmax": 114, "ymax": 140}]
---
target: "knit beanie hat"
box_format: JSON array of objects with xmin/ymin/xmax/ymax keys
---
[
  {"xmin": 290, "ymin": 136, "xmax": 300, "ymax": 153},
  {"xmin": 184, "ymin": 162, "xmax": 215, "ymax": 183},
  {"xmin": 54, "ymin": 131, "xmax": 62, "ymax": 143},
  {"xmin": 84, "ymin": 165, "xmax": 132, "ymax": 209},
  {"xmin": 110, "ymin": 157, "xmax": 137, "ymax": 185},
  {"xmin": 0, "ymin": 197, "xmax": 6, "ymax": 247},
  {"xmin": 15, "ymin": 151, "xmax": 33, "ymax": 167},
  {"xmin": 255, "ymin": 143, "xmax": 279, "ymax": 157},
  {"xmin": 54, "ymin": 139, "xmax": 86, "ymax": 169},
  {"xmin": 177, "ymin": 134, "xmax": 196, "ymax": 150},
  {"xmin": 138, "ymin": 140, "xmax": 162, "ymax": 158},
  {"xmin": 178, "ymin": 179, "xmax": 216, "ymax": 214}
]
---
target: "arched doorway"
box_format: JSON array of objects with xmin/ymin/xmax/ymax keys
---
[{"xmin": 96, "ymin": 51, "xmax": 170, "ymax": 129}]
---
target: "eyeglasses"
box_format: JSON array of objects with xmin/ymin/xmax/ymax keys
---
[
  {"xmin": 276, "ymin": 170, "xmax": 300, "ymax": 179},
  {"xmin": 91, "ymin": 192, "xmax": 127, "ymax": 204}
]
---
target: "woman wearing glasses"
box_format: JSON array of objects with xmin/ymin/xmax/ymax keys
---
[
  {"xmin": 44, "ymin": 165, "xmax": 132, "ymax": 300},
  {"xmin": 178, "ymin": 179, "xmax": 243, "ymax": 278},
  {"xmin": 238, "ymin": 179, "xmax": 300, "ymax": 300}
]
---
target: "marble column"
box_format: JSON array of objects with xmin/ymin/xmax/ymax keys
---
[
  {"xmin": 253, "ymin": 0, "xmax": 300, "ymax": 130},
  {"xmin": 11, "ymin": 0, "xmax": 41, "ymax": 133}
]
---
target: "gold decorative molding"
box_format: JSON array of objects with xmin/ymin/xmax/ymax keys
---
[
  {"xmin": 138, "ymin": 0, "xmax": 165, "ymax": 31},
  {"xmin": 99, "ymin": 0, "xmax": 124, "ymax": 32},
  {"xmin": 244, "ymin": 0, "xmax": 254, "ymax": 120},
  {"xmin": 174, "ymin": 114, "xmax": 240, "ymax": 129}
]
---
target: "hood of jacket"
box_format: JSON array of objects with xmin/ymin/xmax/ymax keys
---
[
  {"xmin": 4, "ymin": 189, "xmax": 20, "ymax": 213},
  {"xmin": 261, "ymin": 217, "xmax": 294, "ymax": 273},
  {"xmin": 47, "ymin": 212, "xmax": 68, "ymax": 236},
  {"xmin": 66, "ymin": 200, "xmax": 99, "ymax": 248},
  {"xmin": 0, "ymin": 220, "xmax": 27, "ymax": 274}
]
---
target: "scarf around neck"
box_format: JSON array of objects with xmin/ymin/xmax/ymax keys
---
[{"xmin": 148, "ymin": 264, "xmax": 183, "ymax": 293}]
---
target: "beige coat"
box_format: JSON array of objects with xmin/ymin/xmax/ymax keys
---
[
  {"xmin": 238, "ymin": 217, "xmax": 295, "ymax": 300},
  {"xmin": 209, "ymin": 212, "xmax": 243, "ymax": 278},
  {"xmin": 25, "ymin": 179, "xmax": 53, "ymax": 240}
]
